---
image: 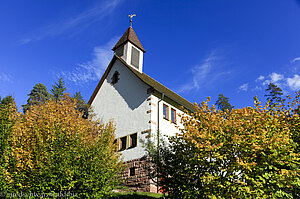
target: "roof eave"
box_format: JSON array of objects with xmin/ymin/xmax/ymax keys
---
[
  {"xmin": 88, "ymin": 56, "xmax": 117, "ymax": 105},
  {"xmin": 115, "ymin": 56, "xmax": 195, "ymax": 112},
  {"xmin": 88, "ymin": 55, "xmax": 195, "ymax": 113}
]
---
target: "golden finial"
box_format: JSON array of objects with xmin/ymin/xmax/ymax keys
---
[{"xmin": 128, "ymin": 14, "xmax": 136, "ymax": 27}]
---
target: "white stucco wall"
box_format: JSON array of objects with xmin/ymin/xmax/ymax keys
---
[
  {"xmin": 91, "ymin": 59, "xmax": 151, "ymax": 161},
  {"xmin": 150, "ymin": 95, "xmax": 184, "ymax": 141}
]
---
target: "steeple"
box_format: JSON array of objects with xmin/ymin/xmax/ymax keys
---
[
  {"xmin": 112, "ymin": 27, "xmax": 146, "ymax": 52},
  {"xmin": 112, "ymin": 27, "xmax": 145, "ymax": 73}
]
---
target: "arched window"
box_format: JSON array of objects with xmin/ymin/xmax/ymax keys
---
[{"xmin": 111, "ymin": 71, "xmax": 120, "ymax": 85}]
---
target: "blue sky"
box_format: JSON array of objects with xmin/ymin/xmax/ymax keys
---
[{"xmin": 1, "ymin": 0, "xmax": 300, "ymax": 110}]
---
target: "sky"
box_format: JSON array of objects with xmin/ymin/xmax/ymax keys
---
[{"xmin": 1, "ymin": 0, "xmax": 300, "ymax": 110}]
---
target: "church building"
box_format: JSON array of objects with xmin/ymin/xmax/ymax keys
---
[{"xmin": 88, "ymin": 25, "xmax": 195, "ymax": 192}]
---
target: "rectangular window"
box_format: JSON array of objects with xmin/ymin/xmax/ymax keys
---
[
  {"xmin": 131, "ymin": 46, "xmax": 140, "ymax": 69},
  {"xmin": 163, "ymin": 104, "xmax": 169, "ymax": 120},
  {"xmin": 171, "ymin": 108, "xmax": 176, "ymax": 123},
  {"xmin": 129, "ymin": 167, "xmax": 135, "ymax": 176},
  {"xmin": 120, "ymin": 136, "xmax": 127, "ymax": 151},
  {"xmin": 129, "ymin": 133, "xmax": 137, "ymax": 148}
]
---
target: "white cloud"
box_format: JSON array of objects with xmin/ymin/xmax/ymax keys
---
[
  {"xmin": 256, "ymin": 75, "xmax": 264, "ymax": 81},
  {"xmin": 253, "ymin": 86, "xmax": 262, "ymax": 91},
  {"xmin": 270, "ymin": 73, "xmax": 284, "ymax": 82},
  {"xmin": 239, "ymin": 83, "xmax": 248, "ymax": 91},
  {"xmin": 19, "ymin": 0, "xmax": 122, "ymax": 45},
  {"xmin": 190, "ymin": 56, "xmax": 215, "ymax": 90},
  {"xmin": 291, "ymin": 57, "xmax": 300, "ymax": 63},
  {"xmin": 57, "ymin": 36, "xmax": 119, "ymax": 84},
  {"xmin": 252, "ymin": 58, "xmax": 300, "ymax": 92},
  {"xmin": 263, "ymin": 72, "xmax": 284, "ymax": 86},
  {"xmin": 0, "ymin": 73, "xmax": 11, "ymax": 82},
  {"xmin": 287, "ymin": 75, "xmax": 300, "ymax": 91},
  {"xmin": 254, "ymin": 71, "xmax": 300, "ymax": 92},
  {"xmin": 178, "ymin": 50, "xmax": 231, "ymax": 93}
]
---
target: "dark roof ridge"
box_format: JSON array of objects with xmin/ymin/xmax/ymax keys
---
[
  {"xmin": 112, "ymin": 27, "xmax": 146, "ymax": 52},
  {"xmin": 127, "ymin": 26, "xmax": 131, "ymax": 40}
]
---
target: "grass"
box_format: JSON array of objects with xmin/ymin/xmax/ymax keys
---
[{"xmin": 107, "ymin": 191, "xmax": 164, "ymax": 199}]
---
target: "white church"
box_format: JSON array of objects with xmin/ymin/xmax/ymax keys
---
[{"xmin": 88, "ymin": 25, "xmax": 195, "ymax": 192}]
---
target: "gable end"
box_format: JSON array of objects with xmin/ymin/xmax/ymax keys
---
[{"xmin": 88, "ymin": 56, "xmax": 117, "ymax": 105}]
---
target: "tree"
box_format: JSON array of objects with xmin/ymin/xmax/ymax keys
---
[
  {"xmin": 71, "ymin": 92, "xmax": 89, "ymax": 119},
  {"xmin": 0, "ymin": 95, "xmax": 14, "ymax": 106},
  {"xmin": 0, "ymin": 96, "xmax": 17, "ymax": 191},
  {"xmin": 72, "ymin": 92, "xmax": 85, "ymax": 107},
  {"xmin": 146, "ymin": 97, "xmax": 299, "ymax": 198},
  {"xmin": 4, "ymin": 95, "xmax": 123, "ymax": 197},
  {"xmin": 22, "ymin": 83, "xmax": 50, "ymax": 113},
  {"xmin": 215, "ymin": 93, "xmax": 234, "ymax": 111},
  {"xmin": 51, "ymin": 77, "xmax": 66, "ymax": 101},
  {"xmin": 0, "ymin": 95, "xmax": 15, "ymax": 158},
  {"xmin": 265, "ymin": 83, "xmax": 285, "ymax": 106}
]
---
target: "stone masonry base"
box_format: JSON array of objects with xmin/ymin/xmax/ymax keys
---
[{"xmin": 122, "ymin": 156, "xmax": 157, "ymax": 193}]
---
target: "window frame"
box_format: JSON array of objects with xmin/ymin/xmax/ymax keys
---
[
  {"xmin": 119, "ymin": 136, "xmax": 127, "ymax": 151},
  {"xmin": 163, "ymin": 104, "xmax": 169, "ymax": 120},
  {"xmin": 129, "ymin": 167, "xmax": 136, "ymax": 176},
  {"xmin": 115, "ymin": 132, "xmax": 138, "ymax": 151},
  {"xmin": 129, "ymin": 133, "xmax": 137, "ymax": 149},
  {"xmin": 171, "ymin": 108, "xmax": 176, "ymax": 124}
]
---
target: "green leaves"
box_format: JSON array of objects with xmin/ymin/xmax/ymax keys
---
[
  {"xmin": 215, "ymin": 93, "xmax": 234, "ymax": 112},
  {"xmin": 147, "ymin": 96, "xmax": 299, "ymax": 198},
  {"xmin": 22, "ymin": 83, "xmax": 50, "ymax": 113},
  {"xmin": 0, "ymin": 97, "xmax": 17, "ymax": 191},
  {"xmin": 265, "ymin": 83, "xmax": 285, "ymax": 107},
  {"xmin": 2, "ymin": 95, "xmax": 123, "ymax": 197},
  {"xmin": 50, "ymin": 78, "xmax": 66, "ymax": 101}
]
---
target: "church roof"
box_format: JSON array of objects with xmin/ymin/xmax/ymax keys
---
[
  {"xmin": 88, "ymin": 55, "xmax": 196, "ymax": 112},
  {"xmin": 112, "ymin": 27, "xmax": 146, "ymax": 52}
]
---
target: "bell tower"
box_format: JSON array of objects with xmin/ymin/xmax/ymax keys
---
[{"xmin": 112, "ymin": 25, "xmax": 146, "ymax": 73}]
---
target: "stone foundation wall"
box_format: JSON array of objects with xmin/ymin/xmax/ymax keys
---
[{"xmin": 122, "ymin": 156, "xmax": 157, "ymax": 192}]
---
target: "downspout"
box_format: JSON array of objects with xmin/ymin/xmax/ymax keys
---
[
  {"xmin": 157, "ymin": 92, "xmax": 164, "ymax": 193},
  {"xmin": 157, "ymin": 93, "xmax": 164, "ymax": 137}
]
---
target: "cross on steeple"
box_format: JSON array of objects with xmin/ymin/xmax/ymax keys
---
[{"xmin": 128, "ymin": 14, "xmax": 136, "ymax": 27}]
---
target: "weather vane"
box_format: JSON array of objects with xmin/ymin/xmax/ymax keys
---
[{"xmin": 128, "ymin": 14, "xmax": 136, "ymax": 27}]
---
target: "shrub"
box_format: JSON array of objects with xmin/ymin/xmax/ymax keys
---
[
  {"xmin": 3, "ymin": 95, "xmax": 123, "ymax": 197},
  {"xmin": 0, "ymin": 98, "xmax": 17, "ymax": 191},
  {"xmin": 147, "ymin": 96, "xmax": 299, "ymax": 198}
]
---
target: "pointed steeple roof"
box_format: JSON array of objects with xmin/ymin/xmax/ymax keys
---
[{"xmin": 112, "ymin": 27, "xmax": 146, "ymax": 52}]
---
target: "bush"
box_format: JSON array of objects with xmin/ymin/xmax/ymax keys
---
[
  {"xmin": 0, "ymin": 98, "xmax": 17, "ymax": 191},
  {"xmin": 2, "ymin": 95, "xmax": 123, "ymax": 197},
  {"xmin": 146, "ymin": 96, "xmax": 299, "ymax": 198}
]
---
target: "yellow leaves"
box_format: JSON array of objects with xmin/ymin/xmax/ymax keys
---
[
  {"xmin": 5, "ymin": 95, "xmax": 119, "ymax": 184},
  {"xmin": 176, "ymin": 95, "xmax": 299, "ymax": 197}
]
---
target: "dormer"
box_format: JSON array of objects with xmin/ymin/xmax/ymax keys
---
[{"xmin": 112, "ymin": 27, "xmax": 146, "ymax": 73}]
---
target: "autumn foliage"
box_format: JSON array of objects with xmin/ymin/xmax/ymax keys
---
[
  {"xmin": 0, "ymin": 97, "xmax": 16, "ymax": 191},
  {"xmin": 1, "ymin": 95, "xmax": 122, "ymax": 197},
  {"xmin": 147, "ymin": 95, "xmax": 299, "ymax": 198}
]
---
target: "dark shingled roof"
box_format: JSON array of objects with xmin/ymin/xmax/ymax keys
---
[
  {"xmin": 112, "ymin": 27, "xmax": 146, "ymax": 52},
  {"xmin": 88, "ymin": 55, "xmax": 196, "ymax": 112}
]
